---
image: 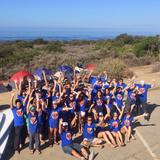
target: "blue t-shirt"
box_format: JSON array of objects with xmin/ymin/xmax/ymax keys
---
[
  {"xmin": 83, "ymin": 123, "xmax": 96, "ymax": 139},
  {"xmin": 109, "ymin": 119, "xmax": 120, "ymax": 132},
  {"xmin": 136, "ymin": 84, "xmax": 151, "ymax": 103},
  {"xmin": 116, "ymin": 83, "xmax": 127, "ymax": 89},
  {"xmin": 28, "ymin": 112, "xmax": 39, "ymax": 134},
  {"xmin": 12, "ymin": 106, "xmax": 25, "ymax": 127},
  {"xmin": 61, "ymin": 130, "xmax": 72, "ymax": 147},
  {"xmin": 94, "ymin": 84, "xmax": 102, "ymax": 91},
  {"xmin": 121, "ymin": 115, "xmax": 133, "ymax": 128},
  {"xmin": 48, "ymin": 107, "xmax": 62, "ymax": 128},
  {"xmin": 128, "ymin": 91, "xmax": 136, "ymax": 104},
  {"xmin": 103, "ymin": 93, "xmax": 113, "ymax": 102},
  {"xmin": 114, "ymin": 91, "xmax": 124, "ymax": 108},
  {"xmin": 17, "ymin": 95, "xmax": 24, "ymax": 102},
  {"xmin": 105, "ymin": 103, "xmax": 113, "ymax": 111},
  {"xmin": 52, "ymin": 95, "xmax": 59, "ymax": 102},
  {"xmin": 66, "ymin": 99, "xmax": 77, "ymax": 113},
  {"xmin": 89, "ymin": 76, "xmax": 98, "ymax": 88},
  {"xmin": 96, "ymin": 120, "xmax": 108, "ymax": 133}
]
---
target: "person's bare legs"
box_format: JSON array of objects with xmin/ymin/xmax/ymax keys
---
[
  {"xmin": 49, "ymin": 128, "xmax": 53, "ymax": 146},
  {"xmin": 126, "ymin": 126, "xmax": 131, "ymax": 142},
  {"xmin": 112, "ymin": 132, "xmax": 121, "ymax": 146},
  {"xmin": 118, "ymin": 131, "xmax": 125, "ymax": 146},
  {"xmin": 40, "ymin": 133, "xmax": 45, "ymax": 144},
  {"xmin": 71, "ymin": 149, "xmax": 83, "ymax": 159},
  {"xmin": 53, "ymin": 128, "xmax": 58, "ymax": 144},
  {"xmin": 105, "ymin": 131, "xmax": 117, "ymax": 147},
  {"xmin": 98, "ymin": 132, "xmax": 114, "ymax": 148},
  {"xmin": 81, "ymin": 147, "xmax": 89, "ymax": 159}
]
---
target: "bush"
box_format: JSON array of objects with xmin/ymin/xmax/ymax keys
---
[
  {"xmin": 15, "ymin": 40, "xmax": 33, "ymax": 48},
  {"xmin": 94, "ymin": 58, "xmax": 133, "ymax": 79},
  {"xmin": 0, "ymin": 44, "xmax": 15, "ymax": 58},
  {"xmin": 33, "ymin": 38, "xmax": 48, "ymax": 45},
  {"xmin": 44, "ymin": 41, "xmax": 64, "ymax": 52}
]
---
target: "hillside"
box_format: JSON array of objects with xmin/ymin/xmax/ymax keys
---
[{"xmin": 0, "ymin": 34, "xmax": 160, "ymax": 80}]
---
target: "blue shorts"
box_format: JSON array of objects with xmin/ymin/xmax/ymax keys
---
[{"xmin": 62, "ymin": 143, "xmax": 82, "ymax": 155}]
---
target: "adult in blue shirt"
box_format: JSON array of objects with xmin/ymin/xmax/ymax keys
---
[
  {"xmin": 27, "ymin": 96, "xmax": 41, "ymax": 154},
  {"xmin": 82, "ymin": 116, "xmax": 103, "ymax": 148},
  {"xmin": 136, "ymin": 80, "xmax": 154, "ymax": 115},
  {"xmin": 10, "ymin": 92, "xmax": 25, "ymax": 154},
  {"xmin": 59, "ymin": 120, "xmax": 94, "ymax": 160}
]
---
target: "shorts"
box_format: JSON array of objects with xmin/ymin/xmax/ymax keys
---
[
  {"xmin": 84, "ymin": 137, "xmax": 102, "ymax": 145},
  {"xmin": 62, "ymin": 143, "xmax": 82, "ymax": 155}
]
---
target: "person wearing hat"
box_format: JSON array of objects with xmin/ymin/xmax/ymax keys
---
[
  {"xmin": 26, "ymin": 95, "xmax": 41, "ymax": 154},
  {"xmin": 136, "ymin": 80, "xmax": 155, "ymax": 117},
  {"xmin": 59, "ymin": 119, "xmax": 94, "ymax": 160}
]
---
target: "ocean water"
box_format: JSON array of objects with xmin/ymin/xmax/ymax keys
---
[{"xmin": 0, "ymin": 27, "xmax": 159, "ymax": 41}]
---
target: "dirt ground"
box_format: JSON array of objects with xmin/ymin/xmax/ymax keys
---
[{"xmin": 0, "ymin": 64, "xmax": 160, "ymax": 160}]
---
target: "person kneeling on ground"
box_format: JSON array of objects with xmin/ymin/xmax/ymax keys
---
[{"xmin": 59, "ymin": 119, "xmax": 94, "ymax": 160}]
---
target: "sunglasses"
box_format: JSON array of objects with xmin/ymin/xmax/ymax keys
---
[{"xmin": 87, "ymin": 119, "xmax": 92, "ymax": 121}]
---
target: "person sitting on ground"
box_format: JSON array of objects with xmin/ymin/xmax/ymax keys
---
[
  {"xmin": 59, "ymin": 119, "xmax": 94, "ymax": 160},
  {"xmin": 82, "ymin": 115, "xmax": 103, "ymax": 148},
  {"xmin": 109, "ymin": 112, "xmax": 125, "ymax": 147}
]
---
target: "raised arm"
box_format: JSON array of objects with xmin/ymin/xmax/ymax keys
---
[
  {"xmin": 59, "ymin": 118, "xmax": 63, "ymax": 134},
  {"xmin": 42, "ymin": 70, "xmax": 48, "ymax": 87},
  {"xmin": 10, "ymin": 91, "xmax": 15, "ymax": 109},
  {"xmin": 18, "ymin": 79, "xmax": 23, "ymax": 95},
  {"xmin": 26, "ymin": 91, "xmax": 34, "ymax": 114},
  {"xmin": 119, "ymin": 105, "xmax": 125, "ymax": 120}
]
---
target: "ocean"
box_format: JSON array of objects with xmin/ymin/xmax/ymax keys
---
[{"xmin": 0, "ymin": 27, "xmax": 159, "ymax": 41}]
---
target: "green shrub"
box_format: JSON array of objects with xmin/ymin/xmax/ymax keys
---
[
  {"xmin": 33, "ymin": 38, "xmax": 48, "ymax": 45},
  {"xmin": 44, "ymin": 41, "xmax": 64, "ymax": 52},
  {"xmin": 15, "ymin": 40, "xmax": 33, "ymax": 48}
]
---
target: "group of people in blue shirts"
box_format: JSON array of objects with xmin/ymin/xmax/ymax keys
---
[{"xmin": 10, "ymin": 69, "xmax": 154, "ymax": 160}]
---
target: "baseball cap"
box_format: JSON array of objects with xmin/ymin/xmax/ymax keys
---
[{"xmin": 62, "ymin": 122, "xmax": 68, "ymax": 127}]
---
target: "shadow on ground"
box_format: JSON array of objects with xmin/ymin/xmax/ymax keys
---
[{"xmin": 0, "ymin": 105, "xmax": 10, "ymax": 111}]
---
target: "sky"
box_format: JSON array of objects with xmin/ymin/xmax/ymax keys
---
[{"xmin": 0, "ymin": 0, "xmax": 160, "ymax": 32}]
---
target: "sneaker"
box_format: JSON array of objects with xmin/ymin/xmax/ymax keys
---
[
  {"xmin": 54, "ymin": 141, "xmax": 59, "ymax": 145},
  {"xmin": 29, "ymin": 150, "xmax": 34, "ymax": 154},
  {"xmin": 89, "ymin": 151, "xmax": 94, "ymax": 160},
  {"xmin": 36, "ymin": 150, "xmax": 41, "ymax": 154},
  {"xmin": 15, "ymin": 150, "xmax": 20, "ymax": 155}
]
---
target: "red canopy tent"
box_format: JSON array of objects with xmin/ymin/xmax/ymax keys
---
[
  {"xmin": 86, "ymin": 63, "xmax": 96, "ymax": 71},
  {"xmin": 10, "ymin": 70, "xmax": 32, "ymax": 83}
]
